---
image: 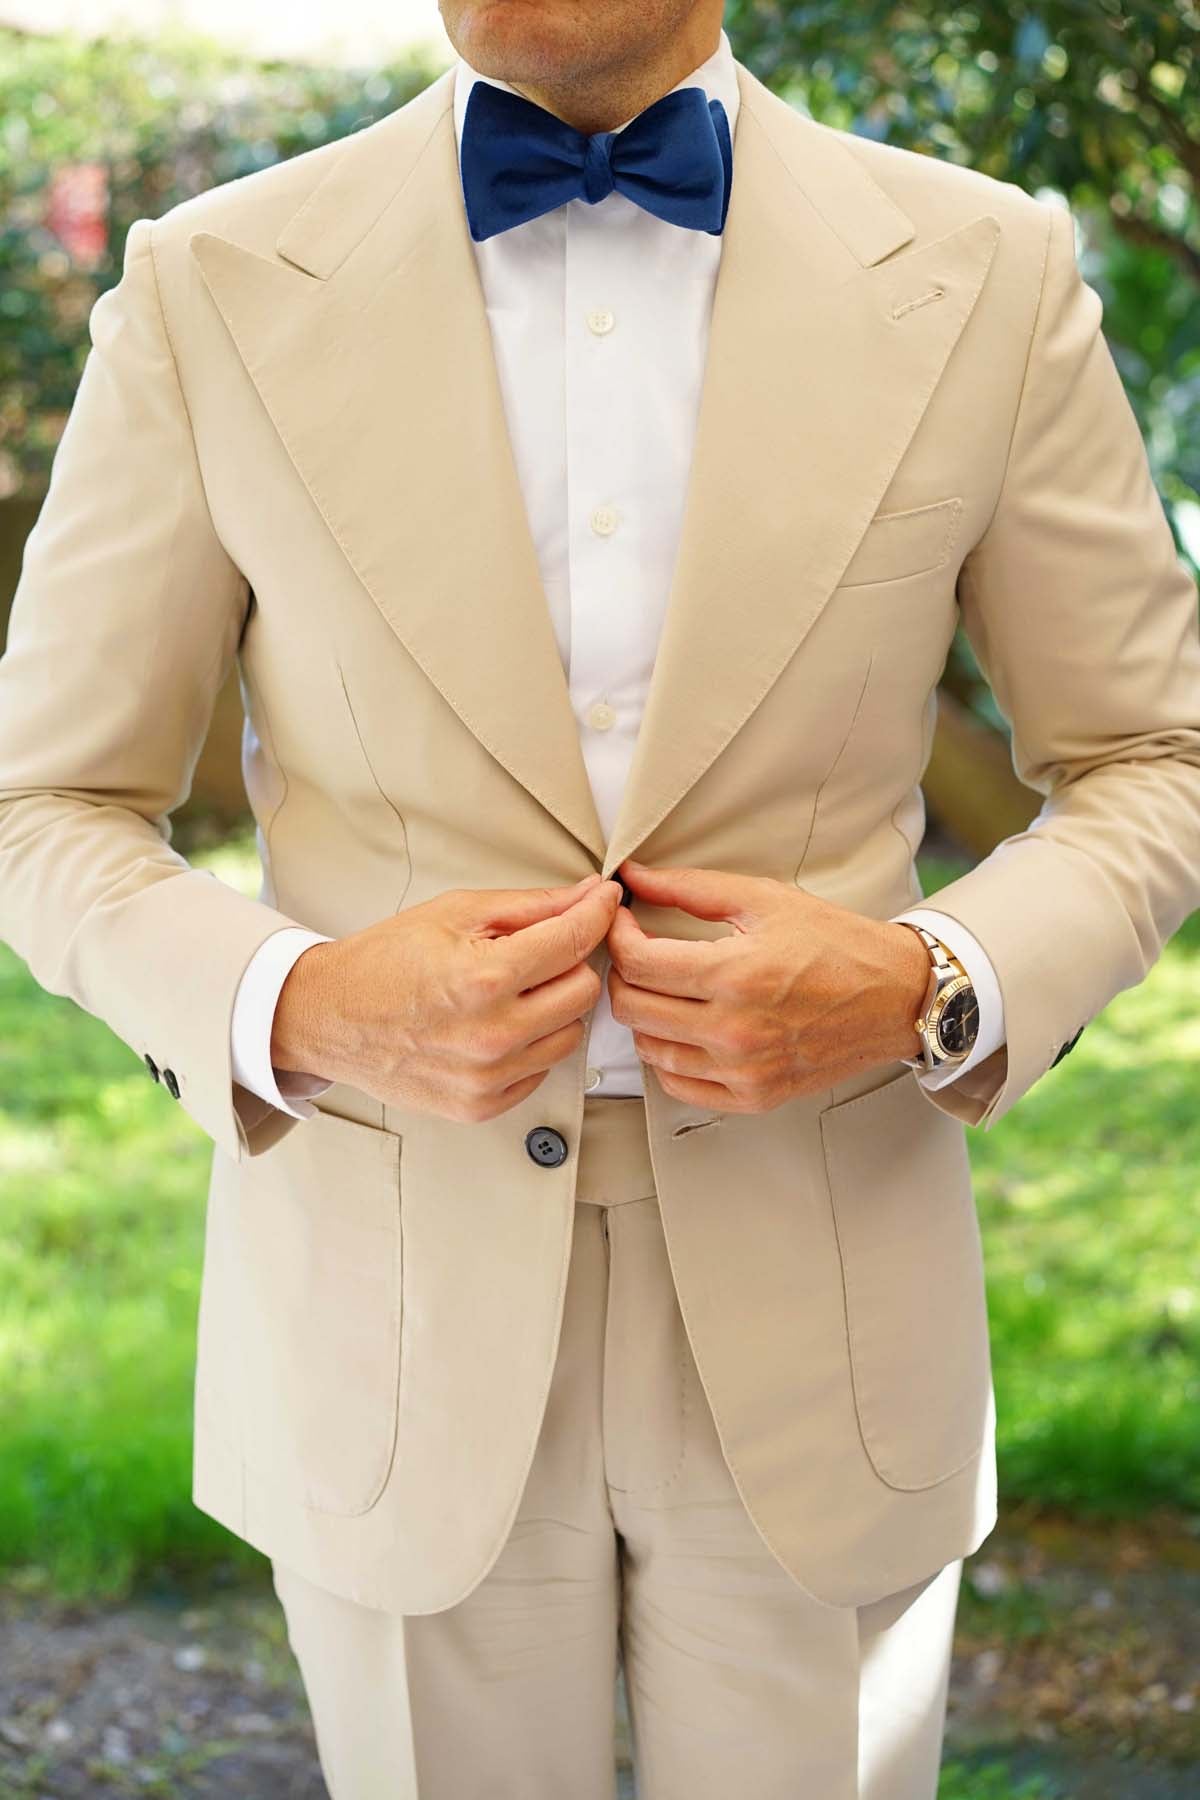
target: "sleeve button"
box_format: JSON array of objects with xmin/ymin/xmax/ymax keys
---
[
  {"xmin": 1048, "ymin": 1026, "xmax": 1084, "ymax": 1070},
  {"xmin": 162, "ymin": 1068, "xmax": 181, "ymax": 1099},
  {"xmin": 144, "ymin": 1054, "xmax": 160, "ymax": 1083}
]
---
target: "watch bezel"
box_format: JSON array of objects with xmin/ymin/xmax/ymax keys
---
[{"xmin": 927, "ymin": 973, "xmax": 978, "ymax": 1061}]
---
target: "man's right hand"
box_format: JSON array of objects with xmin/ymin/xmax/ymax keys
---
[{"xmin": 269, "ymin": 873, "xmax": 622, "ymax": 1122}]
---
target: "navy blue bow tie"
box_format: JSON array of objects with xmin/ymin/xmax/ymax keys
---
[{"xmin": 459, "ymin": 78, "xmax": 732, "ymax": 243}]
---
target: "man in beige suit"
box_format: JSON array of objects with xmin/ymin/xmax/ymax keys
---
[{"xmin": 2, "ymin": 0, "xmax": 1199, "ymax": 1791}]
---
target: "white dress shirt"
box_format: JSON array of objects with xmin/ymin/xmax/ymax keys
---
[{"xmin": 230, "ymin": 27, "xmax": 1005, "ymax": 1120}]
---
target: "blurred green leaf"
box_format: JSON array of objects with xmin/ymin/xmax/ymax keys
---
[{"xmin": 0, "ymin": 24, "xmax": 445, "ymax": 496}]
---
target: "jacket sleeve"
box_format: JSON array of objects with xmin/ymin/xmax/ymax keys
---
[
  {"xmin": 908, "ymin": 197, "xmax": 1200, "ymax": 1131},
  {"xmin": 0, "ymin": 216, "xmax": 314, "ymax": 1163}
]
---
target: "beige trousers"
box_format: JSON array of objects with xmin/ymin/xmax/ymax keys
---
[{"xmin": 271, "ymin": 1095, "xmax": 962, "ymax": 1799}]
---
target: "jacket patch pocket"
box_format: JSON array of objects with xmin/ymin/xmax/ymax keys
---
[
  {"xmin": 818, "ymin": 1065, "xmax": 991, "ymax": 1491},
  {"xmin": 233, "ymin": 1105, "xmax": 403, "ymax": 1516},
  {"xmin": 838, "ymin": 497, "xmax": 962, "ymax": 588}
]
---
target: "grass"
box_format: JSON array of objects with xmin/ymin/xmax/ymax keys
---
[
  {"xmin": 932, "ymin": 850, "xmax": 1200, "ymax": 1519},
  {"xmin": 0, "ymin": 881, "xmax": 248, "ymax": 1597},
  {"xmin": 938, "ymin": 1764, "xmax": 1059, "ymax": 1799},
  {"xmin": 0, "ymin": 834, "xmax": 1198, "ymax": 1597},
  {"xmin": 938, "ymin": 1765, "xmax": 1060, "ymax": 1799}
]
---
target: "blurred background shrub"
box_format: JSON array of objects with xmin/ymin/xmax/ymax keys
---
[
  {"xmin": 4, "ymin": 7, "xmax": 1196, "ymax": 852},
  {"xmin": 0, "ymin": 25, "xmax": 445, "ymax": 501},
  {"xmin": 0, "ymin": 8, "xmax": 1197, "ymax": 1590},
  {"xmin": 0, "ymin": 13, "xmax": 1197, "ymax": 1793}
]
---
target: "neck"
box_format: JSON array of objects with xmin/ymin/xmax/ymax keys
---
[{"xmin": 503, "ymin": 21, "xmax": 722, "ymax": 136}]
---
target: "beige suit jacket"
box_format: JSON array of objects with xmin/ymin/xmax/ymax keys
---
[{"xmin": 1, "ymin": 58, "xmax": 1198, "ymax": 1616}]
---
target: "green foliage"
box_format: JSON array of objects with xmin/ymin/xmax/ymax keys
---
[
  {"xmin": 977, "ymin": 959, "xmax": 1200, "ymax": 1518},
  {"xmin": 724, "ymin": 0, "xmax": 1200, "ymax": 582},
  {"xmin": 0, "ymin": 873, "xmax": 260, "ymax": 1596},
  {"xmin": 922, "ymin": 853, "xmax": 1200, "ymax": 1516},
  {"xmin": 726, "ymin": 3, "xmax": 1197, "ymax": 205},
  {"xmin": 0, "ymin": 25, "xmax": 444, "ymax": 497},
  {"xmin": 939, "ymin": 1761, "xmax": 1059, "ymax": 1799},
  {"xmin": 939, "ymin": 1762, "xmax": 1059, "ymax": 1799}
]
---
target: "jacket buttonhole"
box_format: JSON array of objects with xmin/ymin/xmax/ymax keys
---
[{"xmin": 671, "ymin": 1115, "xmax": 722, "ymax": 1139}]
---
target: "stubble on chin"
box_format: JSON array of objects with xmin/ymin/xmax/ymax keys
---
[{"xmin": 442, "ymin": 0, "xmax": 635, "ymax": 91}]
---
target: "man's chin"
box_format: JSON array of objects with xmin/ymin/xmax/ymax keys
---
[{"xmin": 446, "ymin": 0, "xmax": 603, "ymax": 86}]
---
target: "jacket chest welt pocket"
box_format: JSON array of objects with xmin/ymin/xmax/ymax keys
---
[
  {"xmin": 837, "ymin": 496, "xmax": 962, "ymax": 588},
  {"xmin": 818, "ymin": 1065, "xmax": 991, "ymax": 1490},
  {"xmin": 233, "ymin": 1105, "xmax": 403, "ymax": 1516}
]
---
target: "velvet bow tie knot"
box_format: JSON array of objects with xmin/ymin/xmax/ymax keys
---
[{"xmin": 458, "ymin": 79, "xmax": 733, "ymax": 243}]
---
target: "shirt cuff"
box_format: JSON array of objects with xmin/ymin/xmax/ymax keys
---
[
  {"xmin": 230, "ymin": 927, "xmax": 336, "ymax": 1120},
  {"xmin": 890, "ymin": 907, "xmax": 1006, "ymax": 1089}
]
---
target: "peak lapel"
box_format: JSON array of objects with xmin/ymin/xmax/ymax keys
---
[
  {"xmin": 599, "ymin": 65, "xmax": 1000, "ymax": 879},
  {"xmin": 188, "ymin": 68, "xmax": 607, "ymax": 865}
]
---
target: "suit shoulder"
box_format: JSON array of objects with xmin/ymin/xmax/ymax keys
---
[
  {"xmin": 147, "ymin": 68, "xmax": 453, "ymax": 261},
  {"xmin": 736, "ymin": 72, "xmax": 1057, "ymax": 281},
  {"xmin": 149, "ymin": 128, "xmax": 351, "ymax": 258},
  {"xmin": 824, "ymin": 121, "xmax": 1053, "ymax": 248}
]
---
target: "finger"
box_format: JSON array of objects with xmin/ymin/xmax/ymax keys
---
[
  {"xmin": 645, "ymin": 1065, "xmax": 742, "ymax": 1109},
  {"xmin": 618, "ymin": 859, "xmax": 766, "ymax": 927},
  {"xmin": 493, "ymin": 1069, "xmax": 551, "ymax": 1108},
  {"xmin": 480, "ymin": 1018, "xmax": 588, "ymax": 1089},
  {"xmin": 606, "ymin": 901, "xmax": 730, "ymax": 1000},
  {"xmin": 496, "ymin": 878, "xmax": 622, "ymax": 990},
  {"xmin": 630, "ymin": 1029, "xmax": 719, "ymax": 1080},
  {"xmin": 505, "ymin": 960, "xmax": 603, "ymax": 1048},
  {"xmin": 468, "ymin": 1068, "xmax": 549, "ymax": 1120},
  {"xmin": 469, "ymin": 873, "xmax": 605, "ymax": 937},
  {"xmin": 607, "ymin": 965, "xmax": 713, "ymax": 1046}
]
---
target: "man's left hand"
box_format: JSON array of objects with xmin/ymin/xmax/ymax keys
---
[{"xmin": 605, "ymin": 859, "xmax": 932, "ymax": 1112}]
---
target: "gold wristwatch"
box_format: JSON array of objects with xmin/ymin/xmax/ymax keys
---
[{"xmin": 898, "ymin": 923, "xmax": 980, "ymax": 1073}]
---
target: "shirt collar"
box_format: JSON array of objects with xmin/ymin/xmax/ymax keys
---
[{"xmin": 452, "ymin": 24, "xmax": 740, "ymax": 155}]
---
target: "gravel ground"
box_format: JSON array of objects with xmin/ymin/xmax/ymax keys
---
[{"xmin": 1, "ymin": 1514, "xmax": 1197, "ymax": 1798}]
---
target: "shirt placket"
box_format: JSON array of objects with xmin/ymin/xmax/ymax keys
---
[
  {"xmin": 565, "ymin": 195, "xmax": 646, "ymax": 822},
  {"xmin": 564, "ymin": 194, "xmax": 645, "ymax": 1094}
]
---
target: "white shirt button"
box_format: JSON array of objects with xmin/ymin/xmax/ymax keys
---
[
  {"xmin": 586, "ymin": 307, "xmax": 615, "ymax": 336},
  {"xmin": 590, "ymin": 505, "xmax": 619, "ymax": 537},
  {"xmin": 587, "ymin": 701, "xmax": 616, "ymax": 732},
  {"xmin": 584, "ymin": 1066, "xmax": 603, "ymax": 1092}
]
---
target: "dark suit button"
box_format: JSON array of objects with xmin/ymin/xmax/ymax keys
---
[
  {"xmin": 162, "ymin": 1067, "xmax": 180, "ymax": 1099},
  {"xmin": 144, "ymin": 1054, "xmax": 160, "ymax": 1083},
  {"xmin": 525, "ymin": 1126, "xmax": 567, "ymax": 1167},
  {"xmin": 1049, "ymin": 1026, "xmax": 1084, "ymax": 1070}
]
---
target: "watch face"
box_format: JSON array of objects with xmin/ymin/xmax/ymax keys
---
[{"xmin": 937, "ymin": 986, "xmax": 979, "ymax": 1057}]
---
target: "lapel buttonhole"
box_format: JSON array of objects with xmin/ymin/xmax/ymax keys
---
[{"xmin": 891, "ymin": 284, "xmax": 946, "ymax": 321}]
